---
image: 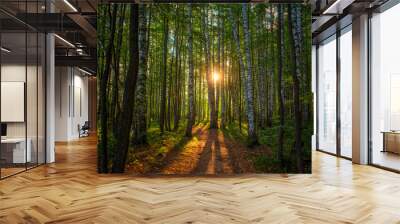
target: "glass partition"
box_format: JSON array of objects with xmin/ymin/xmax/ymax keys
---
[
  {"xmin": 0, "ymin": 1, "xmax": 46, "ymax": 179},
  {"xmin": 317, "ymin": 35, "xmax": 337, "ymax": 154},
  {"xmin": 1, "ymin": 31, "xmax": 28, "ymax": 177}
]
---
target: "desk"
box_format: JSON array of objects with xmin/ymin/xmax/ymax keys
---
[
  {"xmin": 1, "ymin": 138, "xmax": 31, "ymax": 163},
  {"xmin": 382, "ymin": 131, "xmax": 400, "ymax": 154}
]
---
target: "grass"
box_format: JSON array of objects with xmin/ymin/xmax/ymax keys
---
[{"xmin": 222, "ymin": 122, "xmax": 248, "ymax": 143}]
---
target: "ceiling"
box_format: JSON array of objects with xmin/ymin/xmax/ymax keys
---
[
  {"xmin": 0, "ymin": 0, "xmax": 97, "ymax": 74},
  {"xmin": 311, "ymin": 0, "xmax": 391, "ymax": 43}
]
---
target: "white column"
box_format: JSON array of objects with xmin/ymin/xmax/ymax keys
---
[
  {"xmin": 46, "ymin": 32, "xmax": 55, "ymax": 163},
  {"xmin": 352, "ymin": 14, "xmax": 369, "ymax": 164}
]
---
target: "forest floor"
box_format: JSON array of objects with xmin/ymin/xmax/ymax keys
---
[{"xmin": 127, "ymin": 123, "xmax": 272, "ymax": 175}]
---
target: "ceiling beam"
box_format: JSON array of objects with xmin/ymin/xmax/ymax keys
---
[
  {"xmin": 10, "ymin": 13, "xmax": 83, "ymax": 32},
  {"xmin": 67, "ymin": 13, "xmax": 97, "ymax": 46},
  {"xmin": 322, "ymin": 0, "xmax": 356, "ymax": 14},
  {"xmin": 55, "ymin": 55, "xmax": 96, "ymax": 71}
]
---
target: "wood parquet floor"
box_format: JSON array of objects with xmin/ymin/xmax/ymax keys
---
[{"xmin": 1, "ymin": 136, "xmax": 400, "ymax": 223}]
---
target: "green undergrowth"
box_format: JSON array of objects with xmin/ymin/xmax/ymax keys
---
[{"xmin": 221, "ymin": 120, "xmax": 312, "ymax": 173}]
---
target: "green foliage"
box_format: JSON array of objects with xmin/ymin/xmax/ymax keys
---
[
  {"xmin": 252, "ymin": 155, "xmax": 280, "ymax": 173},
  {"xmin": 222, "ymin": 122, "xmax": 247, "ymax": 143}
]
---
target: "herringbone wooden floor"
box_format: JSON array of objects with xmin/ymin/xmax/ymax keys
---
[{"xmin": 1, "ymin": 136, "xmax": 400, "ymax": 224}]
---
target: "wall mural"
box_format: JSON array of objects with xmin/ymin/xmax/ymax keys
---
[{"xmin": 97, "ymin": 3, "xmax": 312, "ymax": 174}]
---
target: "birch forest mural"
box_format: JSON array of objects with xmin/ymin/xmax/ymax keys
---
[{"xmin": 97, "ymin": 3, "xmax": 312, "ymax": 174}]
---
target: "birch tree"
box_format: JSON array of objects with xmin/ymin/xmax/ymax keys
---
[
  {"xmin": 185, "ymin": 4, "xmax": 195, "ymax": 137},
  {"xmin": 133, "ymin": 5, "xmax": 149, "ymax": 144},
  {"xmin": 202, "ymin": 8, "xmax": 217, "ymax": 128},
  {"xmin": 288, "ymin": 5, "xmax": 304, "ymax": 172},
  {"xmin": 241, "ymin": 4, "xmax": 258, "ymax": 145},
  {"xmin": 277, "ymin": 5, "xmax": 285, "ymax": 169},
  {"xmin": 160, "ymin": 11, "xmax": 168, "ymax": 133}
]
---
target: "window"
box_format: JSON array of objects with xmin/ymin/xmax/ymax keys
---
[
  {"xmin": 339, "ymin": 26, "xmax": 352, "ymax": 158},
  {"xmin": 317, "ymin": 35, "xmax": 337, "ymax": 154},
  {"xmin": 370, "ymin": 3, "xmax": 400, "ymax": 171}
]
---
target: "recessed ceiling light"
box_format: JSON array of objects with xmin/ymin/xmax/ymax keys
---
[
  {"xmin": 78, "ymin": 67, "xmax": 93, "ymax": 76},
  {"xmin": 54, "ymin": 34, "xmax": 75, "ymax": 48},
  {"xmin": 1, "ymin": 47, "xmax": 11, "ymax": 53},
  {"xmin": 322, "ymin": 0, "xmax": 355, "ymax": 15},
  {"xmin": 63, "ymin": 0, "xmax": 78, "ymax": 12}
]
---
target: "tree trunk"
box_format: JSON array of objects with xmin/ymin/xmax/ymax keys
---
[
  {"xmin": 277, "ymin": 5, "xmax": 285, "ymax": 170},
  {"xmin": 229, "ymin": 16, "xmax": 244, "ymax": 133},
  {"xmin": 202, "ymin": 8, "xmax": 217, "ymax": 129},
  {"xmin": 185, "ymin": 5, "xmax": 195, "ymax": 137},
  {"xmin": 288, "ymin": 5, "xmax": 304, "ymax": 172},
  {"xmin": 241, "ymin": 4, "xmax": 258, "ymax": 145},
  {"xmin": 111, "ymin": 4, "xmax": 139, "ymax": 173},
  {"xmin": 133, "ymin": 4, "xmax": 149, "ymax": 145},
  {"xmin": 267, "ymin": 6, "xmax": 274, "ymax": 128},
  {"xmin": 160, "ymin": 13, "xmax": 168, "ymax": 133},
  {"xmin": 173, "ymin": 7, "xmax": 181, "ymax": 131},
  {"xmin": 220, "ymin": 15, "xmax": 226, "ymax": 129},
  {"xmin": 256, "ymin": 7, "xmax": 267, "ymax": 129},
  {"xmin": 98, "ymin": 5, "xmax": 117, "ymax": 173},
  {"xmin": 167, "ymin": 40, "xmax": 173, "ymax": 132},
  {"xmin": 215, "ymin": 12, "xmax": 220, "ymax": 127},
  {"xmin": 110, "ymin": 5, "xmax": 126, "ymax": 132}
]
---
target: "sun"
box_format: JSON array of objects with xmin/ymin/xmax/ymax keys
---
[{"xmin": 213, "ymin": 71, "xmax": 220, "ymax": 82}]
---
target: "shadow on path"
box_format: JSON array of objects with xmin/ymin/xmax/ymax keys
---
[
  {"xmin": 191, "ymin": 129, "xmax": 216, "ymax": 174},
  {"xmin": 156, "ymin": 124, "xmax": 256, "ymax": 175},
  {"xmin": 153, "ymin": 125, "xmax": 204, "ymax": 173}
]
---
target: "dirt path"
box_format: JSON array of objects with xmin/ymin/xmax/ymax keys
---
[{"xmin": 159, "ymin": 125, "xmax": 254, "ymax": 175}]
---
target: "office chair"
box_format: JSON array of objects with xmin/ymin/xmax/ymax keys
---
[{"xmin": 79, "ymin": 121, "xmax": 90, "ymax": 138}]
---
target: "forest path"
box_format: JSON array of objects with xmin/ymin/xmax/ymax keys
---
[{"xmin": 160, "ymin": 124, "xmax": 254, "ymax": 175}]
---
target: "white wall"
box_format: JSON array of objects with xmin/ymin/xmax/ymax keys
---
[
  {"xmin": 1, "ymin": 65, "xmax": 27, "ymax": 140},
  {"xmin": 71, "ymin": 72, "xmax": 89, "ymax": 138},
  {"xmin": 55, "ymin": 66, "xmax": 89, "ymax": 141},
  {"xmin": 1, "ymin": 65, "xmax": 39, "ymax": 137},
  {"xmin": 55, "ymin": 66, "xmax": 69, "ymax": 141}
]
